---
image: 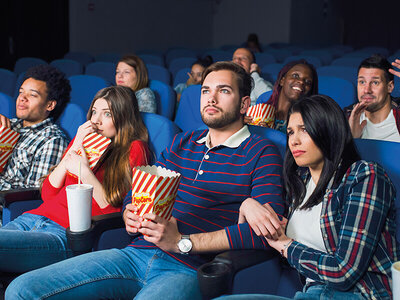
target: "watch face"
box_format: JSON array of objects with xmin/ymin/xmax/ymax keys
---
[{"xmin": 178, "ymin": 238, "xmax": 192, "ymax": 253}]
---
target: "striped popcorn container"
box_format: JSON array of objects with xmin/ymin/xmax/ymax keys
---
[
  {"xmin": 0, "ymin": 126, "xmax": 20, "ymax": 173},
  {"xmin": 131, "ymin": 165, "xmax": 181, "ymax": 220},
  {"xmin": 246, "ymin": 103, "xmax": 275, "ymax": 128},
  {"xmin": 78, "ymin": 133, "xmax": 111, "ymax": 169}
]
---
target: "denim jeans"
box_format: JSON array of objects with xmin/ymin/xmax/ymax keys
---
[
  {"xmin": 6, "ymin": 247, "xmax": 201, "ymax": 300},
  {"xmin": 0, "ymin": 213, "xmax": 73, "ymax": 273},
  {"xmin": 215, "ymin": 284, "xmax": 364, "ymax": 300}
]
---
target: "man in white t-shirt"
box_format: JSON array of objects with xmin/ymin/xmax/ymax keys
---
[
  {"xmin": 346, "ymin": 54, "xmax": 400, "ymax": 142},
  {"xmin": 232, "ymin": 48, "xmax": 273, "ymax": 106}
]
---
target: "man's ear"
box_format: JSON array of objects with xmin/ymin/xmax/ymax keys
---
[
  {"xmin": 388, "ymin": 80, "xmax": 394, "ymax": 94},
  {"xmin": 46, "ymin": 100, "xmax": 57, "ymax": 112},
  {"xmin": 240, "ymin": 96, "xmax": 251, "ymax": 115}
]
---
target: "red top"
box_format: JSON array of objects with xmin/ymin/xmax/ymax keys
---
[{"xmin": 27, "ymin": 139, "xmax": 150, "ymax": 228}]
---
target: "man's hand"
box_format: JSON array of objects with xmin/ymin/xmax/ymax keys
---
[
  {"xmin": 390, "ymin": 59, "xmax": 400, "ymax": 78},
  {"xmin": 250, "ymin": 63, "xmax": 260, "ymax": 74},
  {"xmin": 138, "ymin": 214, "xmax": 181, "ymax": 252},
  {"xmin": 244, "ymin": 115, "xmax": 253, "ymax": 124},
  {"xmin": 348, "ymin": 102, "xmax": 367, "ymax": 138},
  {"xmin": 123, "ymin": 203, "xmax": 143, "ymax": 235},
  {"xmin": 0, "ymin": 114, "xmax": 11, "ymax": 128},
  {"xmin": 239, "ymin": 198, "xmax": 284, "ymax": 240}
]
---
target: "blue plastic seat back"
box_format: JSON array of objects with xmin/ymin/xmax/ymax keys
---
[
  {"xmin": 256, "ymin": 91, "xmax": 273, "ymax": 105},
  {"xmin": 69, "ymin": 75, "xmax": 109, "ymax": 111},
  {"xmin": 283, "ymin": 56, "xmax": 322, "ymax": 68},
  {"xmin": 331, "ymin": 57, "xmax": 364, "ymax": 68},
  {"xmin": 202, "ymin": 50, "xmax": 232, "ymax": 62},
  {"xmin": 140, "ymin": 112, "xmax": 181, "ymax": 162},
  {"xmin": 13, "ymin": 72, "xmax": 26, "ymax": 99},
  {"xmin": 57, "ymin": 103, "xmax": 87, "ymax": 140},
  {"xmin": 165, "ymin": 48, "xmax": 197, "ymax": 66},
  {"xmin": 392, "ymin": 75, "xmax": 400, "ymax": 98},
  {"xmin": 173, "ymin": 68, "xmax": 191, "ymax": 87},
  {"xmin": 139, "ymin": 54, "xmax": 165, "ymax": 67},
  {"xmin": 0, "ymin": 92, "xmax": 14, "ymax": 119},
  {"xmin": 174, "ymin": 85, "xmax": 207, "ymax": 132},
  {"xmin": 50, "ymin": 59, "xmax": 84, "ymax": 78},
  {"xmin": 299, "ymin": 50, "xmax": 333, "ymax": 65},
  {"xmin": 265, "ymin": 49, "xmax": 291, "ymax": 63},
  {"xmin": 64, "ymin": 51, "xmax": 94, "ymax": 66},
  {"xmin": 317, "ymin": 66, "xmax": 357, "ymax": 85},
  {"xmin": 147, "ymin": 64, "xmax": 171, "ymax": 85},
  {"xmin": 261, "ymin": 63, "xmax": 284, "ymax": 82},
  {"xmin": 0, "ymin": 68, "xmax": 16, "ymax": 97},
  {"xmin": 169, "ymin": 57, "xmax": 197, "ymax": 77},
  {"xmin": 94, "ymin": 53, "xmax": 121, "ymax": 64},
  {"xmin": 354, "ymin": 138, "xmax": 400, "ymax": 242},
  {"xmin": 149, "ymin": 80, "xmax": 176, "ymax": 120},
  {"xmin": 318, "ymin": 76, "xmax": 356, "ymax": 108},
  {"xmin": 14, "ymin": 57, "xmax": 47, "ymax": 75},
  {"xmin": 85, "ymin": 62, "xmax": 116, "ymax": 85},
  {"xmin": 255, "ymin": 53, "xmax": 276, "ymax": 66}
]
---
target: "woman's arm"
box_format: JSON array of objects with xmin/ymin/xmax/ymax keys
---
[{"xmin": 48, "ymin": 121, "xmax": 95, "ymax": 188}]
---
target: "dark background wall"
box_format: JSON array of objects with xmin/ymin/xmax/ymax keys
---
[{"xmin": 0, "ymin": 0, "xmax": 399, "ymax": 69}]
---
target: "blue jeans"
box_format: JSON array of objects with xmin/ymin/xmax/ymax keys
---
[
  {"xmin": 215, "ymin": 284, "xmax": 364, "ymax": 300},
  {"xmin": 6, "ymin": 247, "xmax": 201, "ymax": 299},
  {"xmin": 0, "ymin": 213, "xmax": 73, "ymax": 273}
]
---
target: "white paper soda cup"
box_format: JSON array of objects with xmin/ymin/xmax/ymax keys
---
[
  {"xmin": 392, "ymin": 261, "xmax": 400, "ymax": 300},
  {"xmin": 66, "ymin": 184, "xmax": 93, "ymax": 232}
]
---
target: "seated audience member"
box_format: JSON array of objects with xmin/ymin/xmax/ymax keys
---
[
  {"xmin": 244, "ymin": 33, "xmax": 263, "ymax": 53},
  {"xmin": 174, "ymin": 56, "xmax": 213, "ymax": 102},
  {"xmin": 248, "ymin": 60, "xmax": 318, "ymax": 133},
  {"xmin": 0, "ymin": 65, "xmax": 71, "ymax": 191},
  {"xmin": 232, "ymin": 47, "xmax": 273, "ymax": 106},
  {"xmin": 115, "ymin": 54, "xmax": 157, "ymax": 113},
  {"xmin": 6, "ymin": 62, "xmax": 284, "ymax": 300},
  {"xmin": 345, "ymin": 54, "xmax": 400, "ymax": 142},
  {"xmin": 0, "ymin": 86, "xmax": 150, "ymax": 274},
  {"xmin": 234, "ymin": 95, "xmax": 397, "ymax": 299}
]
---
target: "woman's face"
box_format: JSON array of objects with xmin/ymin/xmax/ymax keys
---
[
  {"xmin": 287, "ymin": 112, "xmax": 324, "ymax": 172},
  {"xmin": 190, "ymin": 64, "xmax": 205, "ymax": 84},
  {"xmin": 280, "ymin": 64, "xmax": 313, "ymax": 102},
  {"xmin": 90, "ymin": 98, "xmax": 117, "ymax": 139},
  {"xmin": 115, "ymin": 62, "xmax": 137, "ymax": 90}
]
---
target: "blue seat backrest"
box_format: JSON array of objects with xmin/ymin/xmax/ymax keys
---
[
  {"xmin": 0, "ymin": 68, "xmax": 16, "ymax": 97},
  {"xmin": 173, "ymin": 68, "xmax": 191, "ymax": 87},
  {"xmin": 256, "ymin": 91, "xmax": 273, "ymax": 105},
  {"xmin": 14, "ymin": 57, "xmax": 47, "ymax": 75},
  {"xmin": 140, "ymin": 112, "xmax": 181, "ymax": 162},
  {"xmin": 354, "ymin": 138, "xmax": 400, "ymax": 242},
  {"xmin": 318, "ymin": 76, "xmax": 356, "ymax": 108},
  {"xmin": 64, "ymin": 51, "xmax": 94, "ymax": 66},
  {"xmin": 147, "ymin": 64, "xmax": 171, "ymax": 85},
  {"xmin": 0, "ymin": 92, "xmax": 14, "ymax": 119},
  {"xmin": 149, "ymin": 80, "xmax": 176, "ymax": 120},
  {"xmin": 50, "ymin": 59, "xmax": 84, "ymax": 78},
  {"xmin": 174, "ymin": 85, "xmax": 207, "ymax": 132},
  {"xmin": 85, "ymin": 62, "xmax": 116, "ymax": 85},
  {"xmin": 57, "ymin": 103, "xmax": 87, "ymax": 140}
]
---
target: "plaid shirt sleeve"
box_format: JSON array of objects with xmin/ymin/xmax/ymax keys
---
[
  {"xmin": 286, "ymin": 161, "xmax": 394, "ymax": 290},
  {"xmin": 23, "ymin": 136, "xmax": 68, "ymax": 188}
]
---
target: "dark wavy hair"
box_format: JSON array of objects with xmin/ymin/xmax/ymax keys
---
[
  {"xmin": 283, "ymin": 95, "xmax": 360, "ymax": 210},
  {"xmin": 24, "ymin": 65, "xmax": 71, "ymax": 121},
  {"xmin": 201, "ymin": 61, "xmax": 253, "ymax": 99},
  {"xmin": 358, "ymin": 54, "xmax": 394, "ymax": 83},
  {"xmin": 268, "ymin": 60, "xmax": 318, "ymax": 109}
]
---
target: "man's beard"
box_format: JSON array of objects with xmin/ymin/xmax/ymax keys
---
[{"xmin": 201, "ymin": 105, "xmax": 242, "ymax": 129}]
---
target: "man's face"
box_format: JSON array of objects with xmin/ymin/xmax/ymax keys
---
[
  {"xmin": 232, "ymin": 48, "xmax": 253, "ymax": 73},
  {"xmin": 200, "ymin": 70, "xmax": 247, "ymax": 129},
  {"xmin": 357, "ymin": 67, "xmax": 394, "ymax": 113},
  {"xmin": 16, "ymin": 78, "xmax": 55, "ymax": 127}
]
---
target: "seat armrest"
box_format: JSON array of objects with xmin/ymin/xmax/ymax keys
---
[
  {"xmin": 66, "ymin": 212, "xmax": 136, "ymax": 254},
  {"xmin": 197, "ymin": 249, "xmax": 278, "ymax": 299},
  {"xmin": 0, "ymin": 188, "xmax": 41, "ymax": 206}
]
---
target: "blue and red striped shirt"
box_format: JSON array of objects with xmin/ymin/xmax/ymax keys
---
[{"xmin": 122, "ymin": 126, "xmax": 285, "ymax": 269}]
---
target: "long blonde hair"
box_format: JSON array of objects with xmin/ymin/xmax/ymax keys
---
[{"xmin": 88, "ymin": 86, "xmax": 149, "ymax": 206}]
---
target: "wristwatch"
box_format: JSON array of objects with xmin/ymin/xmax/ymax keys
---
[{"xmin": 177, "ymin": 234, "xmax": 192, "ymax": 255}]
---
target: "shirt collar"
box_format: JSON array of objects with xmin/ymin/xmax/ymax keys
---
[
  {"xmin": 197, "ymin": 125, "xmax": 250, "ymax": 149},
  {"xmin": 13, "ymin": 117, "xmax": 54, "ymax": 132}
]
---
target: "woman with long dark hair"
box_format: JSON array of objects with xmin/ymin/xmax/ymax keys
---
[
  {"xmin": 0, "ymin": 86, "xmax": 150, "ymax": 274},
  {"xmin": 237, "ymin": 95, "xmax": 398, "ymax": 299}
]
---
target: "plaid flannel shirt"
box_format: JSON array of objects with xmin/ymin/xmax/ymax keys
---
[
  {"xmin": 287, "ymin": 161, "xmax": 398, "ymax": 300},
  {"xmin": 0, "ymin": 118, "xmax": 68, "ymax": 191}
]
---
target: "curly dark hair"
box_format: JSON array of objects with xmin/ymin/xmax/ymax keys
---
[{"xmin": 24, "ymin": 65, "xmax": 71, "ymax": 121}]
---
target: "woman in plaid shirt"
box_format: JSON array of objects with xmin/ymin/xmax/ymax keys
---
[{"xmin": 237, "ymin": 95, "xmax": 398, "ymax": 299}]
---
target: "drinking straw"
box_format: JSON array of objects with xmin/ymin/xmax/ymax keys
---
[{"xmin": 78, "ymin": 161, "xmax": 81, "ymax": 187}]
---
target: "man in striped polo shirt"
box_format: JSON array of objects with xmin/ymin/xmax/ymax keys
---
[{"xmin": 7, "ymin": 62, "xmax": 285, "ymax": 300}]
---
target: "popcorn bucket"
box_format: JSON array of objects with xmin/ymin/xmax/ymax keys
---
[
  {"xmin": 131, "ymin": 165, "xmax": 181, "ymax": 220},
  {"xmin": 246, "ymin": 103, "xmax": 275, "ymax": 128},
  {"xmin": 78, "ymin": 133, "xmax": 111, "ymax": 169},
  {"xmin": 0, "ymin": 126, "xmax": 20, "ymax": 173}
]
